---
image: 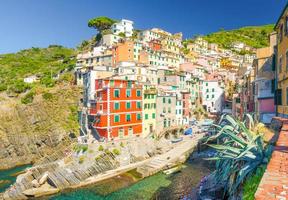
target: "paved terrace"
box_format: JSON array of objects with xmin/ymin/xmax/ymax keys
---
[{"xmin": 255, "ymin": 118, "xmax": 288, "ymax": 200}]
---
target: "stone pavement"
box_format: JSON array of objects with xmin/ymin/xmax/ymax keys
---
[{"xmin": 255, "ymin": 119, "xmax": 288, "ymax": 200}]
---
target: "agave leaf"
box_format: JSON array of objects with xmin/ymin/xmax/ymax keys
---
[
  {"xmin": 236, "ymin": 143, "xmax": 257, "ymax": 159},
  {"xmin": 208, "ymin": 144, "xmax": 242, "ymax": 155}
]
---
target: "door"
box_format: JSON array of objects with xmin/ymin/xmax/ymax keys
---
[
  {"xmin": 128, "ymin": 127, "xmax": 133, "ymax": 136},
  {"xmin": 119, "ymin": 128, "xmax": 124, "ymax": 139},
  {"xmin": 149, "ymin": 124, "xmax": 153, "ymax": 133}
]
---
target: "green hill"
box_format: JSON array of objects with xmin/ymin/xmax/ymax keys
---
[
  {"xmin": 0, "ymin": 46, "xmax": 76, "ymax": 94},
  {"xmin": 202, "ymin": 24, "xmax": 275, "ymax": 49}
]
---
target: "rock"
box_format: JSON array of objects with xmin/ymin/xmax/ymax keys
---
[
  {"xmin": 32, "ymin": 179, "xmax": 40, "ymax": 188},
  {"xmin": 38, "ymin": 172, "xmax": 49, "ymax": 185},
  {"xmin": 22, "ymin": 183, "xmax": 60, "ymax": 197}
]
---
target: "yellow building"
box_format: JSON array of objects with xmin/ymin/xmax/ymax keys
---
[
  {"xmin": 142, "ymin": 85, "xmax": 157, "ymax": 138},
  {"xmin": 275, "ymin": 3, "xmax": 288, "ymax": 117}
]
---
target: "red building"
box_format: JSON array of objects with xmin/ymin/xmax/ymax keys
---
[
  {"xmin": 89, "ymin": 79, "xmax": 143, "ymax": 140},
  {"xmin": 148, "ymin": 39, "xmax": 162, "ymax": 51},
  {"xmin": 181, "ymin": 91, "xmax": 190, "ymax": 118}
]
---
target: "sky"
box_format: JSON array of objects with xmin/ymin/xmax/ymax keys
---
[{"xmin": 0, "ymin": 0, "xmax": 287, "ymax": 54}]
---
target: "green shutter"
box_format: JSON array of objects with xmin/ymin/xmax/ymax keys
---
[
  {"xmin": 137, "ymin": 90, "xmax": 141, "ymax": 97},
  {"xmin": 114, "ymin": 115, "xmax": 120, "ymax": 122},
  {"xmin": 126, "ymin": 89, "xmax": 131, "ymax": 97},
  {"xmin": 168, "ymin": 98, "xmax": 171, "ymax": 104},
  {"xmin": 152, "ymin": 113, "xmax": 156, "ymax": 119},
  {"xmin": 137, "ymin": 102, "xmax": 141, "ymax": 109},
  {"xmin": 126, "ymin": 114, "xmax": 131, "ymax": 121},
  {"xmin": 145, "ymin": 114, "xmax": 149, "ymax": 120},
  {"xmin": 114, "ymin": 102, "xmax": 120, "ymax": 110},
  {"xmin": 114, "ymin": 89, "xmax": 119, "ymax": 98},
  {"xmin": 126, "ymin": 102, "xmax": 131, "ymax": 109},
  {"xmin": 137, "ymin": 113, "xmax": 141, "ymax": 120}
]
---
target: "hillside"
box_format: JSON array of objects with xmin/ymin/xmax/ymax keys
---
[
  {"xmin": 202, "ymin": 24, "xmax": 274, "ymax": 49},
  {"xmin": 0, "ymin": 46, "xmax": 81, "ymax": 169},
  {"xmin": 0, "ymin": 45, "xmax": 76, "ymax": 93}
]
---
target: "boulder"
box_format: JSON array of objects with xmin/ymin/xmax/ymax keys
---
[
  {"xmin": 32, "ymin": 179, "xmax": 40, "ymax": 188},
  {"xmin": 38, "ymin": 172, "xmax": 49, "ymax": 185}
]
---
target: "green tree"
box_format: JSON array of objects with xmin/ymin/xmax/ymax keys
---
[{"xmin": 88, "ymin": 16, "xmax": 117, "ymax": 32}]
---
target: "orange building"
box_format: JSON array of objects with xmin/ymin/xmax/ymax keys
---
[
  {"xmin": 90, "ymin": 79, "xmax": 143, "ymax": 140},
  {"xmin": 112, "ymin": 40, "xmax": 134, "ymax": 67}
]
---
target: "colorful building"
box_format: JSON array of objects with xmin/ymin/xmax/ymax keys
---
[
  {"xmin": 253, "ymin": 33, "xmax": 276, "ymax": 123},
  {"xmin": 142, "ymin": 85, "xmax": 157, "ymax": 137},
  {"xmin": 156, "ymin": 94, "xmax": 177, "ymax": 136},
  {"xmin": 275, "ymin": 3, "xmax": 288, "ymax": 118},
  {"xmin": 91, "ymin": 79, "xmax": 143, "ymax": 140}
]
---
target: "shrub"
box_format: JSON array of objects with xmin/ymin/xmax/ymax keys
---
[
  {"xmin": 9, "ymin": 80, "xmax": 31, "ymax": 93},
  {"xmin": 21, "ymin": 91, "xmax": 35, "ymax": 104},
  {"xmin": 79, "ymin": 155, "xmax": 85, "ymax": 164},
  {"xmin": 42, "ymin": 92, "xmax": 53, "ymax": 100},
  {"xmin": 120, "ymin": 142, "xmax": 124, "ymax": 148},
  {"xmin": 112, "ymin": 148, "xmax": 121, "ymax": 155},
  {"xmin": 0, "ymin": 84, "xmax": 7, "ymax": 92},
  {"xmin": 40, "ymin": 76, "xmax": 55, "ymax": 87},
  {"xmin": 98, "ymin": 145, "xmax": 104, "ymax": 151}
]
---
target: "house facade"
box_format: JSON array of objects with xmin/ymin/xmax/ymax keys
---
[
  {"xmin": 91, "ymin": 79, "xmax": 143, "ymax": 140},
  {"xmin": 275, "ymin": 3, "xmax": 288, "ymax": 118}
]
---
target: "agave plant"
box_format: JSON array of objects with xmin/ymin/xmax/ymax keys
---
[{"xmin": 206, "ymin": 114, "xmax": 272, "ymax": 197}]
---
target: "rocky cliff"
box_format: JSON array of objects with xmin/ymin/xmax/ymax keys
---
[{"xmin": 0, "ymin": 84, "xmax": 81, "ymax": 170}]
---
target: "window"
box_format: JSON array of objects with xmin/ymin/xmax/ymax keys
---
[
  {"xmin": 168, "ymin": 107, "xmax": 171, "ymax": 113},
  {"xmin": 126, "ymin": 102, "xmax": 131, "ymax": 109},
  {"xmin": 145, "ymin": 114, "xmax": 149, "ymax": 120},
  {"xmin": 114, "ymin": 115, "xmax": 120, "ymax": 123},
  {"xmin": 206, "ymin": 89, "xmax": 209, "ymax": 92},
  {"xmin": 164, "ymin": 119, "xmax": 167, "ymax": 128},
  {"xmin": 212, "ymin": 88, "xmax": 215, "ymax": 92},
  {"xmin": 126, "ymin": 89, "xmax": 131, "ymax": 97},
  {"xmin": 127, "ymin": 81, "xmax": 132, "ymax": 88},
  {"xmin": 136, "ymin": 90, "xmax": 141, "ymax": 97},
  {"xmin": 137, "ymin": 113, "xmax": 141, "ymax": 120},
  {"xmin": 168, "ymin": 98, "xmax": 171, "ymax": 104},
  {"xmin": 286, "ymin": 16, "xmax": 288, "ymax": 35},
  {"xmin": 286, "ymin": 88, "xmax": 288, "ymax": 106},
  {"xmin": 286, "ymin": 51, "xmax": 288, "ymax": 71},
  {"xmin": 275, "ymin": 89, "xmax": 282, "ymax": 105},
  {"xmin": 126, "ymin": 114, "xmax": 131, "ymax": 122},
  {"xmin": 206, "ymin": 83, "xmax": 208, "ymax": 86},
  {"xmin": 137, "ymin": 101, "xmax": 141, "ymax": 109},
  {"xmin": 279, "ymin": 24, "xmax": 284, "ymax": 42},
  {"xmin": 114, "ymin": 102, "xmax": 120, "ymax": 110},
  {"xmin": 163, "ymin": 107, "xmax": 166, "ymax": 113},
  {"xmin": 206, "ymin": 95, "xmax": 209, "ymax": 99},
  {"xmin": 212, "ymin": 94, "xmax": 215, "ymax": 98},
  {"xmin": 110, "ymin": 80, "xmax": 114, "ymax": 87},
  {"xmin": 152, "ymin": 113, "xmax": 156, "ymax": 119},
  {"xmin": 163, "ymin": 98, "xmax": 166, "ymax": 103},
  {"xmin": 114, "ymin": 89, "xmax": 120, "ymax": 98},
  {"xmin": 279, "ymin": 56, "xmax": 283, "ymax": 73}
]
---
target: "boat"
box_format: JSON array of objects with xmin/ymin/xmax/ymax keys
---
[
  {"xmin": 163, "ymin": 165, "xmax": 183, "ymax": 175},
  {"xmin": 171, "ymin": 137, "xmax": 183, "ymax": 143}
]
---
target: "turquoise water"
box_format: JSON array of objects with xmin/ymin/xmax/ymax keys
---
[
  {"xmin": 49, "ymin": 158, "xmax": 213, "ymax": 200},
  {"xmin": 0, "ymin": 164, "xmax": 32, "ymax": 193}
]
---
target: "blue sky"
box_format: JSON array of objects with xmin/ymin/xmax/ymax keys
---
[{"xmin": 0, "ymin": 0, "xmax": 287, "ymax": 54}]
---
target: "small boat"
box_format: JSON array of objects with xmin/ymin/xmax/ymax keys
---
[
  {"xmin": 171, "ymin": 137, "xmax": 183, "ymax": 143},
  {"xmin": 163, "ymin": 165, "xmax": 183, "ymax": 175}
]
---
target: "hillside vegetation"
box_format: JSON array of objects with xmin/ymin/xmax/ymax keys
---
[
  {"xmin": 0, "ymin": 46, "xmax": 80, "ymax": 169},
  {"xmin": 0, "ymin": 46, "xmax": 76, "ymax": 94},
  {"xmin": 202, "ymin": 24, "xmax": 274, "ymax": 49}
]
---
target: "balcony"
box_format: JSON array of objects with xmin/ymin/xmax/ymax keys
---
[{"xmin": 144, "ymin": 88, "xmax": 157, "ymax": 94}]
